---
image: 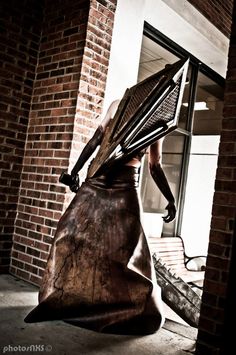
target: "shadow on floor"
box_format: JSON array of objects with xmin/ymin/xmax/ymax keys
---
[{"xmin": 0, "ymin": 274, "xmax": 196, "ymax": 355}]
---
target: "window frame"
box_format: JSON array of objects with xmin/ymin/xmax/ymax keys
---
[{"xmin": 143, "ymin": 21, "xmax": 225, "ymax": 236}]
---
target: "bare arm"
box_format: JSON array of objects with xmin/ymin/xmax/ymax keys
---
[{"xmin": 149, "ymin": 139, "xmax": 176, "ymax": 223}]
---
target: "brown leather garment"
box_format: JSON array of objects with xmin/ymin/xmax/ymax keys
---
[{"xmin": 24, "ymin": 166, "xmax": 164, "ymax": 335}]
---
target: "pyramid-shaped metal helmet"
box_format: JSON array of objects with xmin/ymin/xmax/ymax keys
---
[{"xmin": 87, "ymin": 57, "xmax": 189, "ymax": 178}]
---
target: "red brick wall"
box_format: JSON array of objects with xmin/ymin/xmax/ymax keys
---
[
  {"xmin": 187, "ymin": 0, "xmax": 233, "ymax": 37},
  {"xmin": 9, "ymin": 0, "xmax": 117, "ymax": 285},
  {"xmin": 70, "ymin": 0, "xmax": 117, "ymax": 181},
  {"xmin": 196, "ymin": 1, "xmax": 236, "ymax": 353},
  {"xmin": 0, "ymin": 0, "xmax": 44, "ymax": 273}
]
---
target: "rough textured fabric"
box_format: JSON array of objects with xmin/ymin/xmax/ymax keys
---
[{"xmin": 24, "ymin": 166, "xmax": 164, "ymax": 335}]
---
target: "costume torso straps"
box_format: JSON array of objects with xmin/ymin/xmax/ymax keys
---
[{"xmin": 134, "ymin": 148, "xmax": 147, "ymax": 161}]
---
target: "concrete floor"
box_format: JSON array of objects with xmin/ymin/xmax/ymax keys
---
[{"xmin": 0, "ymin": 274, "xmax": 197, "ymax": 355}]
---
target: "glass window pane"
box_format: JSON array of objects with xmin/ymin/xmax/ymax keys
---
[
  {"xmin": 181, "ymin": 72, "xmax": 224, "ymax": 255},
  {"xmin": 193, "ymin": 72, "xmax": 224, "ymax": 134},
  {"xmin": 140, "ymin": 132, "xmax": 185, "ymax": 237},
  {"xmin": 138, "ymin": 35, "xmax": 187, "ymax": 237},
  {"xmin": 181, "ymin": 136, "xmax": 220, "ymax": 256}
]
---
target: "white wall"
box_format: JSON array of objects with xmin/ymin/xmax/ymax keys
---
[
  {"xmin": 102, "ymin": 0, "xmax": 145, "ymax": 114},
  {"xmin": 181, "ymin": 136, "xmax": 220, "ymax": 256}
]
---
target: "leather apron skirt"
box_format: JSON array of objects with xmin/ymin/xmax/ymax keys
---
[{"xmin": 24, "ymin": 166, "xmax": 164, "ymax": 335}]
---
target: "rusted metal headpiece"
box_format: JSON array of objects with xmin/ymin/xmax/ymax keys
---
[{"xmin": 87, "ymin": 57, "xmax": 189, "ymax": 178}]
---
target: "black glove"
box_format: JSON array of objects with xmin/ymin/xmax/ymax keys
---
[
  {"xmin": 149, "ymin": 162, "xmax": 176, "ymax": 223},
  {"xmin": 59, "ymin": 125, "xmax": 104, "ymax": 193},
  {"xmin": 59, "ymin": 172, "xmax": 80, "ymax": 193},
  {"xmin": 163, "ymin": 201, "xmax": 176, "ymax": 223}
]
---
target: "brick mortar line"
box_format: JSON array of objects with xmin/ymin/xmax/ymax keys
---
[
  {"xmin": 11, "ymin": 255, "xmax": 47, "ymax": 270},
  {"xmin": 12, "ymin": 240, "xmax": 52, "ymax": 251}
]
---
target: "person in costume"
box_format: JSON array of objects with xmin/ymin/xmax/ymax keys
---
[{"xmin": 24, "ymin": 99, "xmax": 176, "ymax": 335}]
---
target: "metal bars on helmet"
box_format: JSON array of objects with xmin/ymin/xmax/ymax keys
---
[{"xmin": 87, "ymin": 57, "xmax": 189, "ymax": 178}]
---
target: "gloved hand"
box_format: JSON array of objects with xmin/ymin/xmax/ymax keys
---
[
  {"xmin": 59, "ymin": 172, "xmax": 80, "ymax": 193},
  {"xmin": 69, "ymin": 173, "xmax": 80, "ymax": 193},
  {"xmin": 162, "ymin": 201, "xmax": 176, "ymax": 223}
]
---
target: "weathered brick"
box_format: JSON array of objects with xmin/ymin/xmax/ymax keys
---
[
  {"xmin": 2, "ymin": 0, "xmax": 116, "ymax": 288},
  {"xmin": 188, "ymin": 0, "xmax": 233, "ymax": 37},
  {"xmin": 197, "ymin": 4, "xmax": 236, "ymax": 352}
]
